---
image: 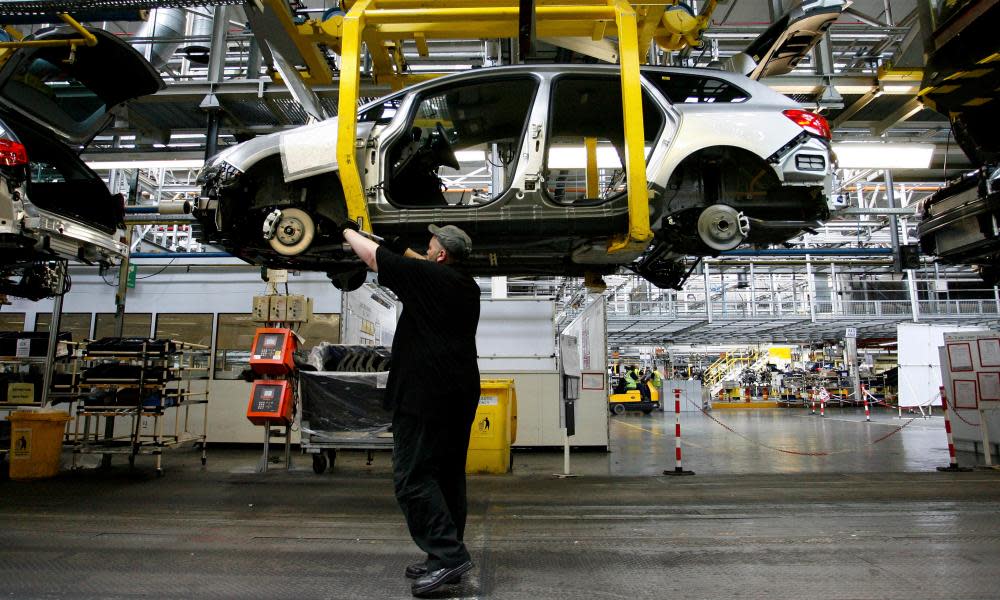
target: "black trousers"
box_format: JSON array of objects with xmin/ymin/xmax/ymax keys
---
[
  {"xmin": 392, "ymin": 409, "xmax": 475, "ymax": 570},
  {"xmin": 639, "ymin": 382, "xmax": 651, "ymax": 403}
]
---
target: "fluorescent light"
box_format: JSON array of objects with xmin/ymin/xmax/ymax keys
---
[
  {"xmin": 454, "ymin": 150, "xmax": 485, "ymax": 162},
  {"xmin": 86, "ymin": 159, "xmax": 206, "ymax": 170},
  {"xmin": 548, "ymin": 146, "xmax": 625, "ymax": 169},
  {"xmin": 833, "ymin": 144, "xmax": 934, "ymax": 169}
]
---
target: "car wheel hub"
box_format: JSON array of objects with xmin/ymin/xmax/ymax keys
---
[
  {"xmin": 267, "ymin": 207, "xmax": 315, "ymax": 256},
  {"xmin": 697, "ymin": 204, "xmax": 749, "ymax": 251}
]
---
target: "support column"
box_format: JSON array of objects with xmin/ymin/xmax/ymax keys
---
[
  {"xmin": 845, "ymin": 330, "xmax": 861, "ymax": 408},
  {"xmin": 830, "ymin": 262, "xmax": 840, "ymax": 315},
  {"xmin": 40, "ymin": 263, "xmax": 66, "ymax": 408},
  {"xmin": 806, "ymin": 255, "xmax": 816, "ymax": 323},
  {"xmin": 203, "ymin": 5, "xmax": 228, "ymax": 160},
  {"xmin": 703, "ymin": 261, "xmax": 712, "ymax": 324},
  {"xmin": 887, "ymin": 169, "xmax": 920, "ymax": 321}
]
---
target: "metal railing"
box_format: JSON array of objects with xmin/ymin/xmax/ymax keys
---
[{"xmin": 606, "ymin": 291, "xmax": 1000, "ymax": 322}]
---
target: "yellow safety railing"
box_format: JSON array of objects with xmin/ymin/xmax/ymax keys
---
[
  {"xmin": 704, "ymin": 349, "xmax": 761, "ymax": 389},
  {"xmin": 0, "ymin": 13, "xmax": 96, "ymax": 66}
]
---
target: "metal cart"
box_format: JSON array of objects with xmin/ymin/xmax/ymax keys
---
[{"xmin": 298, "ymin": 370, "xmax": 393, "ymax": 474}]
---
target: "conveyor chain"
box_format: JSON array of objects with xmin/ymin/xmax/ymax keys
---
[{"xmin": 0, "ymin": 0, "xmax": 243, "ymax": 16}]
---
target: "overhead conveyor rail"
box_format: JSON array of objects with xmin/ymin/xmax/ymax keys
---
[{"xmin": 0, "ymin": 0, "xmax": 242, "ymax": 15}]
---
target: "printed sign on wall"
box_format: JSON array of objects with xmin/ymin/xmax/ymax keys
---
[{"xmin": 942, "ymin": 332, "xmax": 1000, "ymax": 410}]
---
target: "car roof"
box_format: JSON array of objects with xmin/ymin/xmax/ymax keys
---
[{"xmin": 387, "ymin": 63, "xmax": 776, "ymax": 101}]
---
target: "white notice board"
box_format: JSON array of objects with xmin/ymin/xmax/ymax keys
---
[{"xmin": 941, "ymin": 331, "xmax": 1000, "ymax": 410}]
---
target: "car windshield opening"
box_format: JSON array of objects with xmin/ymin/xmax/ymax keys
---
[{"xmin": 383, "ymin": 76, "xmax": 536, "ymax": 208}]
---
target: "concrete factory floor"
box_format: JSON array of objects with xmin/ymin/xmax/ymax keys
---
[{"xmin": 2, "ymin": 408, "xmax": 999, "ymax": 599}]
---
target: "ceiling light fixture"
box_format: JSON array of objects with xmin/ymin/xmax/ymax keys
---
[
  {"xmin": 85, "ymin": 159, "xmax": 206, "ymax": 170},
  {"xmin": 832, "ymin": 143, "xmax": 934, "ymax": 169}
]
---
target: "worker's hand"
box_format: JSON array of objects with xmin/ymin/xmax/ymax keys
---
[
  {"xmin": 339, "ymin": 219, "xmax": 360, "ymax": 240},
  {"xmin": 379, "ymin": 235, "xmax": 408, "ymax": 255}
]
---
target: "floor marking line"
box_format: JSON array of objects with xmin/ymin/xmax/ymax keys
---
[{"xmin": 610, "ymin": 419, "xmax": 707, "ymax": 449}]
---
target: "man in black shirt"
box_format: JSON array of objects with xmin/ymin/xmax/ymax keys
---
[{"xmin": 342, "ymin": 223, "xmax": 481, "ymax": 597}]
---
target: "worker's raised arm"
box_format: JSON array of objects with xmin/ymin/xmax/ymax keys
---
[{"xmin": 343, "ymin": 228, "xmax": 380, "ymax": 272}]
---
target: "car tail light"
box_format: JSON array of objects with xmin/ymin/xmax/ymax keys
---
[
  {"xmin": 0, "ymin": 137, "xmax": 28, "ymax": 166},
  {"xmin": 783, "ymin": 109, "xmax": 831, "ymax": 140}
]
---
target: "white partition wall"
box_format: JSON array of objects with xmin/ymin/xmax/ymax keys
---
[
  {"xmin": 897, "ymin": 323, "xmax": 987, "ymax": 408},
  {"xmin": 559, "ymin": 297, "xmax": 609, "ymax": 448},
  {"xmin": 476, "ymin": 298, "xmax": 559, "ymax": 447},
  {"xmin": 475, "ymin": 298, "xmax": 605, "ymax": 448}
]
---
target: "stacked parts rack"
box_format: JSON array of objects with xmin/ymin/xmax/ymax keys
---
[{"xmin": 65, "ymin": 338, "xmax": 210, "ymax": 476}]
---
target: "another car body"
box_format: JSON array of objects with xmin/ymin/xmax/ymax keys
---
[
  {"xmin": 0, "ymin": 26, "xmax": 163, "ymax": 299},
  {"xmin": 916, "ymin": 0, "xmax": 1000, "ymax": 284},
  {"xmin": 194, "ymin": 64, "xmax": 835, "ymax": 290},
  {"xmin": 918, "ymin": 166, "xmax": 1000, "ymax": 285}
]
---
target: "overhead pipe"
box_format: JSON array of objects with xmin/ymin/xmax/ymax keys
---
[
  {"xmin": 125, "ymin": 201, "xmax": 191, "ymax": 215},
  {"xmin": 130, "ymin": 252, "xmax": 232, "ymax": 259},
  {"xmin": 720, "ymin": 248, "xmax": 893, "ymax": 256}
]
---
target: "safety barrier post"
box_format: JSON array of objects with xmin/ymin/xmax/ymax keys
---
[
  {"xmin": 937, "ymin": 386, "xmax": 972, "ymax": 472},
  {"xmin": 820, "ymin": 388, "xmax": 826, "ymax": 417},
  {"xmin": 663, "ymin": 388, "xmax": 695, "ymax": 476},
  {"xmin": 809, "ymin": 388, "xmax": 815, "ymax": 414},
  {"xmin": 762, "ymin": 387, "xmax": 769, "ymax": 402},
  {"xmin": 862, "ymin": 384, "xmax": 870, "ymax": 422}
]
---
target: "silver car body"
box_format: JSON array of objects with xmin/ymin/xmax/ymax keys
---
[{"xmin": 196, "ymin": 64, "xmax": 834, "ymax": 287}]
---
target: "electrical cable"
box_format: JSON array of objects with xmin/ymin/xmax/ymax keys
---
[{"xmin": 135, "ymin": 258, "xmax": 177, "ymax": 280}]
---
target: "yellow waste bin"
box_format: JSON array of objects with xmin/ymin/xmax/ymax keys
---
[
  {"xmin": 466, "ymin": 379, "xmax": 517, "ymax": 474},
  {"xmin": 8, "ymin": 410, "xmax": 70, "ymax": 480}
]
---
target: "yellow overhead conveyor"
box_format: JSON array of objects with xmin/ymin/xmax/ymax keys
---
[
  {"xmin": 0, "ymin": 13, "xmax": 96, "ymax": 67},
  {"xmin": 256, "ymin": 0, "xmax": 716, "ymax": 252}
]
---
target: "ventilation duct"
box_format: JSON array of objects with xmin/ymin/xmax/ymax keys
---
[
  {"xmin": 133, "ymin": 8, "xmax": 185, "ymax": 69},
  {"xmin": 180, "ymin": 12, "xmax": 214, "ymax": 65}
]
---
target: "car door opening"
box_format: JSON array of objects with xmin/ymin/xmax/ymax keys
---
[{"xmin": 382, "ymin": 76, "xmax": 537, "ymax": 208}]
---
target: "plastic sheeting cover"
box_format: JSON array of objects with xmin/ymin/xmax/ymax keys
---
[{"xmin": 299, "ymin": 371, "xmax": 392, "ymax": 434}]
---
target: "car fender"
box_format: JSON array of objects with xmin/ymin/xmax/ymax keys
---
[
  {"xmin": 656, "ymin": 109, "xmax": 808, "ymax": 185},
  {"xmin": 210, "ymin": 118, "xmax": 376, "ymax": 186}
]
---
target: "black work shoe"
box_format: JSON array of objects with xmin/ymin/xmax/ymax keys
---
[
  {"xmin": 405, "ymin": 562, "xmax": 428, "ymax": 579},
  {"xmin": 411, "ymin": 560, "xmax": 473, "ymax": 597},
  {"xmin": 406, "ymin": 562, "xmax": 464, "ymax": 582}
]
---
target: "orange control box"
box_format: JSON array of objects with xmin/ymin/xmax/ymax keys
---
[
  {"xmin": 249, "ymin": 327, "xmax": 296, "ymax": 375},
  {"xmin": 246, "ymin": 380, "xmax": 294, "ymax": 425}
]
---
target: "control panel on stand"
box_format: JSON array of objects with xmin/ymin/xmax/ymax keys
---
[
  {"xmin": 244, "ymin": 269, "xmax": 314, "ymax": 472},
  {"xmin": 246, "ymin": 326, "xmax": 299, "ymax": 471},
  {"xmin": 247, "ymin": 380, "xmax": 294, "ymax": 426}
]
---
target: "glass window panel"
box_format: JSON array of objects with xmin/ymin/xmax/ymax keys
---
[
  {"xmin": 155, "ymin": 313, "xmax": 212, "ymax": 370},
  {"xmin": 154, "ymin": 313, "xmax": 213, "ymax": 346},
  {"xmin": 298, "ymin": 314, "xmax": 341, "ymax": 350},
  {"xmin": 0, "ymin": 312, "xmax": 25, "ymax": 332},
  {"xmin": 214, "ymin": 313, "xmax": 257, "ymax": 380},
  {"xmin": 34, "ymin": 313, "xmax": 92, "ymax": 342},
  {"xmin": 648, "ymin": 73, "xmax": 749, "ymax": 104},
  {"xmin": 94, "ymin": 313, "xmax": 152, "ymax": 339}
]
